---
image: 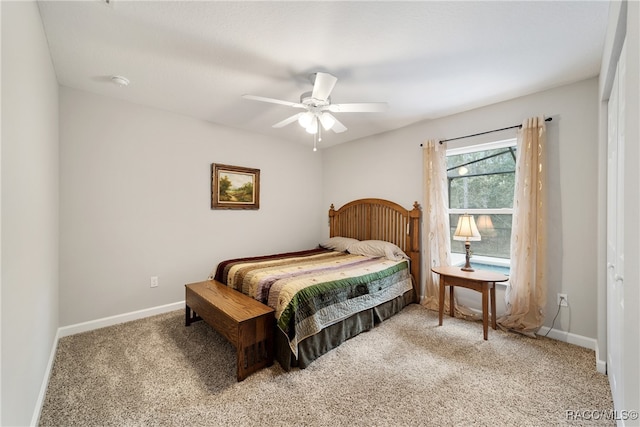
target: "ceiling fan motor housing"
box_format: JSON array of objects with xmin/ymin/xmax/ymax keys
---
[{"xmin": 300, "ymin": 91, "xmax": 330, "ymax": 109}]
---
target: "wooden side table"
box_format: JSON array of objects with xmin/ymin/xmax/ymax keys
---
[{"xmin": 431, "ymin": 265, "xmax": 509, "ymax": 340}]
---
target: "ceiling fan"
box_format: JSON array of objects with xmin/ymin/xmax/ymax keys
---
[{"xmin": 242, "ymin": 72, "xmax": 388, "ymax": 145}]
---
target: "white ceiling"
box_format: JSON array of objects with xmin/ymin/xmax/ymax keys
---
[{"xmin": 37, "ymin": 0, "xmax": 609, "ymax": 148}]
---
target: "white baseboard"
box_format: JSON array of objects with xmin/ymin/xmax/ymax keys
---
[
  {"xmin": 595, "ymin": 343, "xmax": 607, "ymax": 375},
  {"xmin": 33, "ymin": 301, "xmax": 185, "ymax": 425},
  {"xmin": 538, "ymin": 326, "xmax": 606, "ymax": 373},
  {"xmin": 58, "ymin": 301, "xmax": 184, "ymax": 338},
  {"xmin": 538, "ymin": 326, "xmax": 597, "ymax": 350},
  {"xmin": 31, "ymin": 328, "xmax": 61, "ymax": 427}
]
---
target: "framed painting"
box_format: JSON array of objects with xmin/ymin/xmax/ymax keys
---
[{"xmin": 211, "ymin": 163, "xmax": 260, "ymax": 210}]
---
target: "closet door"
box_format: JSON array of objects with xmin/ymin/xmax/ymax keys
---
[{"xmin": 606, "ymin": 38, "xmax": 625, "ymax": 412}]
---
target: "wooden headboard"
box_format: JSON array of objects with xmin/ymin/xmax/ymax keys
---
[{"xmin": 329, "ymin": 198, "xmax": 421, "ymax": 302}]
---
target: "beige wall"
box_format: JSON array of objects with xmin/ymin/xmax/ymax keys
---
[
  {"xmin": 59, "ymin": 88, "xmax": 324, "ymax": 326},
  {"xmin": 1, "ymin": 2, "xmax": 60, "ymax": 425}
]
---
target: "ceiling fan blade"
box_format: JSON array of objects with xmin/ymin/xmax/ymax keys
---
[
  {"xmin": 311, "ymin": 72, "xmax": 338, "ymax": 102},
  {"xmin": 242, "ymin": 94, "xmax": 305, "ymax": 109},
  {"xmin": 272, "ymin": 113, "xmax": 303, "ymax": 128},
  {"xmin": 327, "ymin": 102, "xmax": 389, "ymax": 113},
  {"xmin": 327, "ymin": 114, "xmax": 348, "ymax": 133}
]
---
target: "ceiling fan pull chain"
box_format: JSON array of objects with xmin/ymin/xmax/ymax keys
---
[{"xmin": 314, "ymin": 120, "xmax": 320, "ymax": 152}]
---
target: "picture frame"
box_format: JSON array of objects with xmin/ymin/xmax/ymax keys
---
[{"xmin": 211, "ymin": 163, "xmax": 260, "ymax": 210}]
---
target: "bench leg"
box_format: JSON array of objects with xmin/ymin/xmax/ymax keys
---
[
  {"xmin": 185, "ymin": 304, "xmax": 202, "ymax": 327},
  {"xmin": 236, "ymin": 314, "xmax": 274, "ymax": 381}
]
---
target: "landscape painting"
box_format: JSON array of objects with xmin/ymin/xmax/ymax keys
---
[{"xmin": 211, "ymin": 163, "xmax": 260, "ymax": 210}]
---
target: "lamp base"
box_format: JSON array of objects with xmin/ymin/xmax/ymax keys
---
[{"xmin": 460, "ymin": 241, "xmax": 475, "ymax": 272}]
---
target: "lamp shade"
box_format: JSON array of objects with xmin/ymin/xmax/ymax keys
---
[{"xmin": 453, "ymin": 214, "xmax": 481, "ymax": 241}]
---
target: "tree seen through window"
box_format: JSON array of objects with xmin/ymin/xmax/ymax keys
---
[{"xmin": 447, "ymin": 144, "xmax": 516, "ymax": 260}]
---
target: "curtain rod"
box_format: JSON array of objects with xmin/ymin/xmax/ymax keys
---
[{"xmin": 419, "ymin": 117, "xmax": 552, "ymax": 146}]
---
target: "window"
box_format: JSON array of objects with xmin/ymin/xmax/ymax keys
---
[{"xmin": 446, "ymin": 139, "xmax": 516, "ymax": 268}]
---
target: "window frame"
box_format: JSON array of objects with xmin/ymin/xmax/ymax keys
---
[{"xmin": 446, "ymin": 138, "xmax": 517, "ymax": 268}]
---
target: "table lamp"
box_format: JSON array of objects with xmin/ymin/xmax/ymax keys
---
[{"xmin": 453, "ymin": 214, "xmax": 481, "ymax": 272}]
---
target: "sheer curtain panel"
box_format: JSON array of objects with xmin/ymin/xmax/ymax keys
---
[
  {"xmin": 422, "ymin": 140, "xmax": 451, "ymax": 307},
  {"xmin": 498, "ymin": 116, "xmax": 548, "ymax": 336}
]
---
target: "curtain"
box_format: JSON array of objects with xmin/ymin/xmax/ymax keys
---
[
  {"xmin": 422, "ymin": 140, "xmax": 451, "ymax": 307},
  {"xmin": 422, "ymin": 140, "xmax": 482, "ymax": 320},
  {"xmin": 498, "ymin": 116, "xmax": 548, "ymax": 336}
]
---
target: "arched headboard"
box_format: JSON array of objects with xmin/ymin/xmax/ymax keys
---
[{"xmin": 329, "ymin": 198, "xmax": 421, "ymax": 302}]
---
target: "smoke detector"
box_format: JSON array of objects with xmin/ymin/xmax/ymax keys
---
[{"xmin": 111, "ymin": 75, "xmax": 130, "ymax": 87}]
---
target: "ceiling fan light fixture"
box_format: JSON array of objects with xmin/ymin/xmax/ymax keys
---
[
  {"xmin": 298, "ymin": 111, "xmax": 314, "ymax": 128},
  {"xmin": 305, "ymin": 118, "xmax": 318, "ymax": 134},
  {"xmin": 319, "ymin": 113, "xmax": 335, "ymax": 130}
]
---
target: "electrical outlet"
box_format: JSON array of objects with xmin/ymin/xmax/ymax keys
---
[
  {"xmin": 557, "ymin": 293, "xmax": 568, "ymax": 307},
  {"xmin": 150, "ymin": 276, "xmax": 159, "ymax": 288}
]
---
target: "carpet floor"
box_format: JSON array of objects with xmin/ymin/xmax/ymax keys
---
[{"xmin": 39, "ymin": 304, "xmax": 614, "ymax": 426}]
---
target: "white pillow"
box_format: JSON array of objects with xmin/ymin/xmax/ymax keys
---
[
  {"xmin": 319, "ymin": 236, "xmax": 360, "ymax": 252},
  {"xmin": 348, "ymin": 240, "xmax": 409, "ymax": 261}
]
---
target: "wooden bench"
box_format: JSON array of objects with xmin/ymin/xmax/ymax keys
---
[{"xmin": 185, "ymin": 280, "xmax": 275, "ymax": 381}]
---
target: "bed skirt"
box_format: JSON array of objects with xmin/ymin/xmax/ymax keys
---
[{"xmin": 275, "ymin": 289, "xmax": 415, "ymax": 370}]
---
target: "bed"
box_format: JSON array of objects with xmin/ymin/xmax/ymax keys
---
[{"xmin": 207, "ymin": 198, "xmax": 421, "ymax": 370}]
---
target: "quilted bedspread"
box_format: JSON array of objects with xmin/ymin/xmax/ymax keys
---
[{"xmin": 210, "ymin": 248, "xmax": 412, "ymax": 357}]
